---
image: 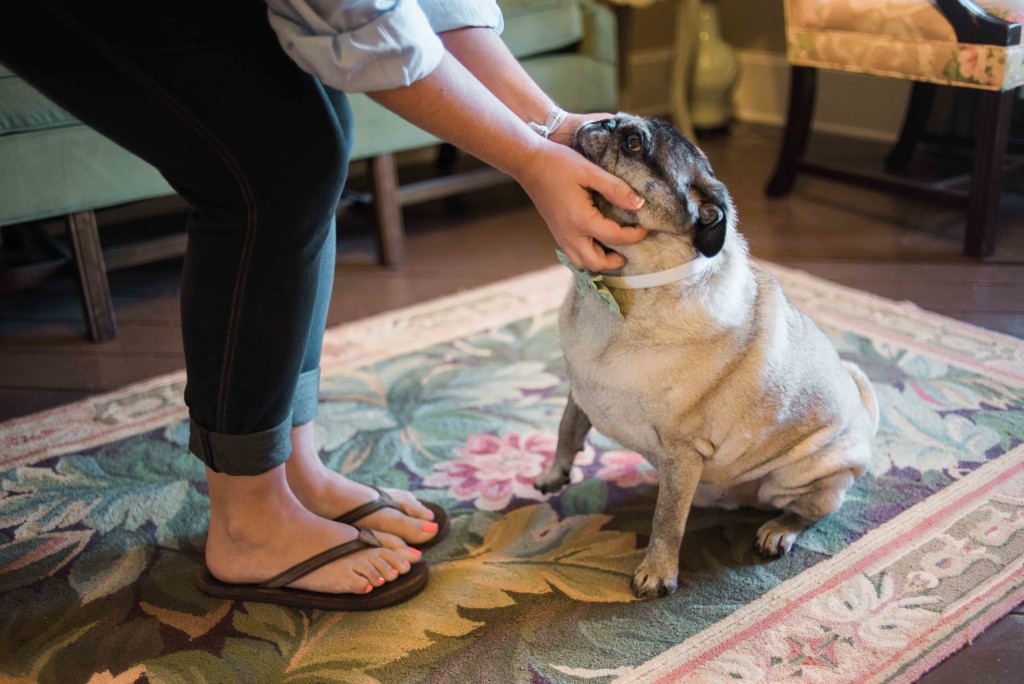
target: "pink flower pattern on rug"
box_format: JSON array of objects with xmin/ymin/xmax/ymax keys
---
[
  {"xmin": 595, "ymin": 450, "xmax": 659, "ymax": 488},
  {"xmin": 423, "ymin": 431, "xmax": 593, "ymax": 511}
]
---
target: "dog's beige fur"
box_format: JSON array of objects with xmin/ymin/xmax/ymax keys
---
[{"xmin": 534, "ymin": 114, "xmax": 879, "ymax": 598}]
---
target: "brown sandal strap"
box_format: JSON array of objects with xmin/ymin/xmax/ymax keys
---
[
  {"xmin": 260, "ymin": 527, "xmax": 382, "ymax": 589},
  {"xmin": 334, "ymin": 486, "xmax": 400, "ymax": 526}
]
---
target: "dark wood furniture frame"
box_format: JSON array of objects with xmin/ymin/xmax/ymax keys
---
[{"xmin": 765, "ymin": 0, "xmax": 1021, "ymax": 258}]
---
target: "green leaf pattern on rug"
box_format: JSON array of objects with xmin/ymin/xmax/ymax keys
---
[
  {"xmin": 317, "ymin": 329, "xmax": 563, "ymax": 479},
  {"xmin": 203, "ymin": 504, "xmax": 641, "ymax": 681},
  {"xmin": 1, "ymin": 439, "xmax": 205, "ymax": 546},
  {"xmin": 69, "ymin": 529, "xmax": 150, "ymax": 605},
  {"xmin": 0, "ymin": 530, "xmax": 92, "ymax": 593}
]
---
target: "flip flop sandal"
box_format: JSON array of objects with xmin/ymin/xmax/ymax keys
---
[
  {"xmin": 334, "ymin": 485, "xmax": 450, "ymax": 550},
  {"xmin": 196, "ymin": 527, "xmax": 428, "ymax": 610}
]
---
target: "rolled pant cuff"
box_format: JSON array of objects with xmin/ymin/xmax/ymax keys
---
[
  {"xmin": 189, "ymin": 413, "xmax": 293, "ymax": 476},
  {"xmin": 291, "ymin": 367, "xmax": 321, "ymax": 427}
]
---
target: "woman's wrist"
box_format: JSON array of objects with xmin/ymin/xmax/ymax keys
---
[
  {"xmin": 508, "ymin": 134, "xmax": 561, "ymax": 187},
  {"xmin": 526, "ymin": 106, "xmax": 569, "ymax": 138}
]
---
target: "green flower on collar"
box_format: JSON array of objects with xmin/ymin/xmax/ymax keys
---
[{"xmin": 556, "ymin": 249, "xmax": 623, "ymax": 319}]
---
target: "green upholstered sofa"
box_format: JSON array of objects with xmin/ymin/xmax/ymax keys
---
[{"xmin": 0, "ymin": 0, "xmax": 618, "ymax": 341}]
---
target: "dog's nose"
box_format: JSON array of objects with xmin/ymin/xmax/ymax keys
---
[
  {"xmin": 600, "ymin": 118, "xmax": 618, "ymax": 131},
  {"xmin": 698, "ymin": 204, "xmax": 725, "ymax": 226}
]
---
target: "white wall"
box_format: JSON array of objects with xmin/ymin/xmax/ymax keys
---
[{"xmin": 732, "ymin": 50, "xmax": 913, "ymax": 142}]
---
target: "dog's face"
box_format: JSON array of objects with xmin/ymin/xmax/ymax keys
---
[{"xmin": 573, "ymin": 114, "xmax": 731, "ymax": 258}]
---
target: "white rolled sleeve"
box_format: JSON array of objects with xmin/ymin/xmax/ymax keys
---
[
  {"xmin": 418, "ymin": 1, "xmax": 503, "ymax": 35},
  {"xmin": 266, "ymin": 0, "xmax": 503, "ymax": 93}
]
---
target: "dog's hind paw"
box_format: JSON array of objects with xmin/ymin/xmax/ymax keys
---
[
  {"xmin": 534, "ymin": 467, "xmax": 570, "ymax": 494},
  {"xmin": 631, "ymin": 563, "xmax": 679, "ymax": 599}
]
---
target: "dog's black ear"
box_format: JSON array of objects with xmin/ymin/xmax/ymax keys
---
[{"xmin": 694, "ymin": 203, "xmax": 726, "ymax": 257}]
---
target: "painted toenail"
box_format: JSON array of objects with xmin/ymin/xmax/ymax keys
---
[
  {"xmin": 377, "ymin": 576, "xmax": 385, "ymax": 584},
  {"xmin": 410, "ymin": 548, "xmax": 422, "ymax": 557},
  {"xmin": 390, "ymin": 568, "xmax": 398, "ymax": 576},
  {"xmin": 365, "ymin": 584, "xmax": 373, "ymax": 593},
  {"xmin": 422, "ymin": 522, "xmax": 438, "ymax": 533}
]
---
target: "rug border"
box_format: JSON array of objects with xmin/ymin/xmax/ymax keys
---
[
  {"xmin": 615, "ymin": 445, "xmax": 1024, "ymax": 683},
  {"xmin": 762, "ymin": 261, "xmax": 1024, "ymax": 386},
  {"xmin": 762, "ymin": 261, "xmax": 1024, "ymax": 353}
]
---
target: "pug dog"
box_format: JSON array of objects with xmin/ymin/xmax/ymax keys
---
[{"xmin": 534, "ymin": 114, "xmax": 879, "ymax": 599}]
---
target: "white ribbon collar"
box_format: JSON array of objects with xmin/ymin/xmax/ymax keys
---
[{"xmin": 601, "ymin": 254, "xmax": 716, "ymax": 290}]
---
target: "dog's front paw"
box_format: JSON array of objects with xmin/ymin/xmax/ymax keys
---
[
  {"xmin": 534, "ymin": 465, "xmax": 570, "ymax": 494},
  {"xmin": 630, "ymin": 559, "xmax": 679, "ymax": 599},
  {"xmin": 755, "ymin": 518, "xmax": 800, "ymax": 558}
]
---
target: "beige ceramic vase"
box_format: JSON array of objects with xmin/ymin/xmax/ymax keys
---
[{"xmin": 689, "ymin": 1, "xmax": 740, "ymax": 130}]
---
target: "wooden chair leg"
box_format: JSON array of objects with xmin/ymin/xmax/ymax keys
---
[
  {"xmin": 436, "ymin": 143, "xmax": 459, "ymax": 176},
  {"xmin": 66, "ymin": 210, "xmax": 117, "ymax": 342},
  {"xmin": 435, "ymin": 144, "xmax": 469, "ymax": 215},
  {"xmin": 964, "ymin": 89, "xmax": 1013, "ymax": 258},
  {"xmin": 766, "ymin": 66, "xmax": 817, "ymax": 197},
  {"xmin": 886, "ymin": 81, "xmax": 936, "ymax": 172},
  {"xmin": 369, "ymin": 153, "xmax": 406, "ymax": 268}
]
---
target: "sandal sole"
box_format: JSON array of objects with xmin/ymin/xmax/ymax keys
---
[{"xmin": 196, "ymin": 561, "xmax": 429, "ymax": 611}]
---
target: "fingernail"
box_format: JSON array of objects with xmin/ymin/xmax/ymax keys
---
[
  {"xmin": 632, "ymin": 195, "xmax": 645, "ymax": 209},
  {"xmin": 422, "ymin": 522, "xmax": 439, "ymax": 534},
  {"xmin": 365, "ymin": 584, "xmax": 373, "ymax": 593}
]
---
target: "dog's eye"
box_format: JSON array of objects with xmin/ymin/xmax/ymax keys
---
[{"xmin": 625, "ymin": 134, "xmax": 642, "ymax": 153}]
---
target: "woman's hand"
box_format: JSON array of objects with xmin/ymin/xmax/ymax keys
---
[
  {"xmin": 515, "ymin": 138, "xmax": 648, "ymax": 273},
  {"xmin": 368, "ymin": 55, "xmax": 643, "ymax": 272},
  {"xmin": 548, "ymin": 111, "xmax": 614, "ymax": 149}
]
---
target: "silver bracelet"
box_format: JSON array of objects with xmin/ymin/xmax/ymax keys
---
[{"xmin": 527, "ymin": 106, "xmax": 569, "ymax": 138}]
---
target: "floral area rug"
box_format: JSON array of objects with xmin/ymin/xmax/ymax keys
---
[{"xmin": 2, "ymin": 264, "xmax": 1024, "ymax": 684}]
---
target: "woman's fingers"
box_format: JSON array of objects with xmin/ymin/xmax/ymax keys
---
[
  {"xmin": 562, "ymin": 235, "xmax": 627, "ymax": 272},
  {"xmin": 589, "ymin": 218, "xmax": 648, "ymax": 247},
  {"xmin": 587, "ymin": 165, "xmax": 645, "ymax": 213}
]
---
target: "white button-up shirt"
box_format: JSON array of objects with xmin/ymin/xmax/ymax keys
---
[{"xmin": 266, "ymin": 0, "xmax": 504, "ymax": 93}]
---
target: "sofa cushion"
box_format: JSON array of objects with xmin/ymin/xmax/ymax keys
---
[
  {"xmin": 0, "ymin": 65, "xmax": 78, "ymax": 136},
  {"xmin": 0, "ymin": 125, "xmax": 173, "ymax": 227},
  {"xmin": 498, "ymin": 0, "xmax": 584, "ymax": 60}
]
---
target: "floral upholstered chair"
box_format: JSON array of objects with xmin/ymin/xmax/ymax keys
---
[{"xmin": 766, "ymin": 0, "xmax": 1023, "ymax": 257}]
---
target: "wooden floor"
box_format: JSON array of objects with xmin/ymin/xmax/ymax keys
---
[{"xmin": 1, "ymin": 122, "xmax": 1022, "ymax": 681}]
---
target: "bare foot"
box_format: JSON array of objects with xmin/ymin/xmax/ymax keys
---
[
  {"xmin": 205, "ymin": 465, "xmax": 421, "ymax": 594},
  {"xmin": 285, "ymin": 423, "xmax": 440, "ymax": 546}
]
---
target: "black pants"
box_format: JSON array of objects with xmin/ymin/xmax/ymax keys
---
[{"xmin": 1, "ymin": 1, "xmax": 353, "ymax": 475}]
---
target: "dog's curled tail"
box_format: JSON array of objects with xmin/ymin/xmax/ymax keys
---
[{"xmin": 844, "ymin": 361, "xmax": 880, "ymax": 436}]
